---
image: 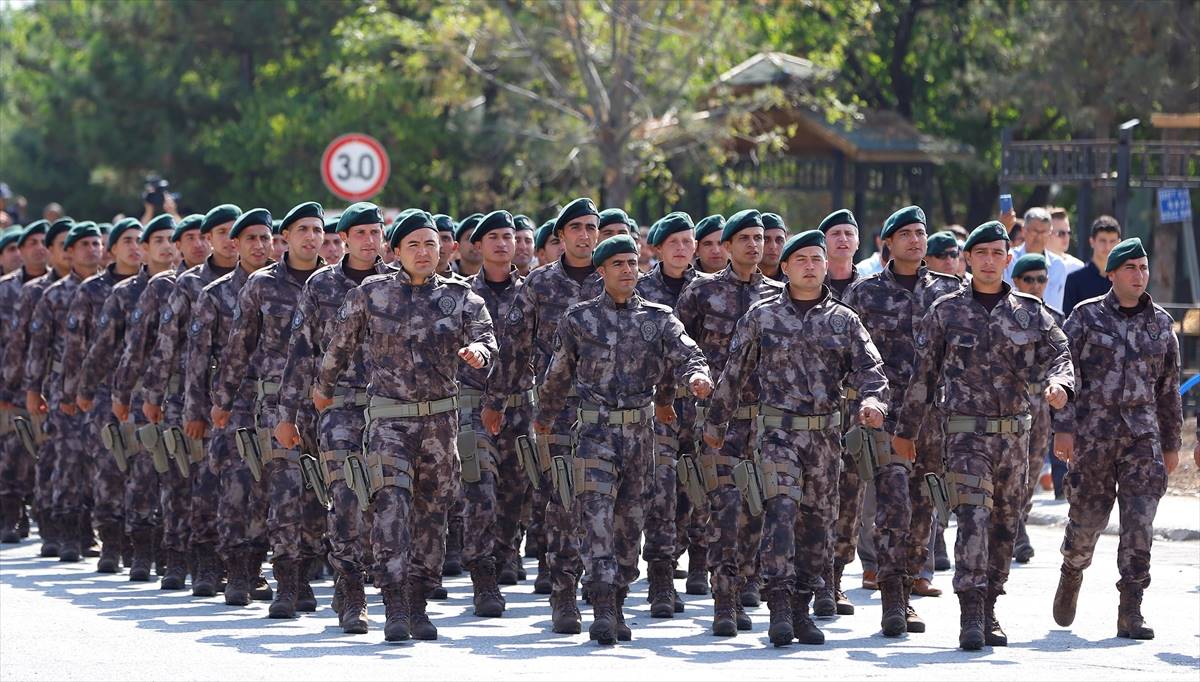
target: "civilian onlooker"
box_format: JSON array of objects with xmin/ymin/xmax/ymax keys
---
[
  {"xmin": 1062, "ymin": 215, "xmax": 1122, "ymax": 315},
  {"xmin": 42, "ymin": 202, "xmax": 64, "ymax": 222},
  {"xmin": 1009, "ymin": 220, "xmax": 1024, "ymax": 249},
  {"xmin": 1004, "ymin": 206, "xmax": 1068, "ymax": 310},
  {"xmin": 1048, "ymin": 206, "xmax": 1085, "ymax": 273},
  {"xmin": 854, "ymin": 229, "xmax": 888, "ymax": 277}
]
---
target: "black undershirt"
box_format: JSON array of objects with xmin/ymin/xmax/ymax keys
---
[
  {"xmin": 1119, "ymin": 300, "xmax": 1147, "ymax": 318},
  {"xmin": 344, "ymin": 265, "xmax": 375, "ymax": 285},
  {"xmin": 662, "ymin": 272, "xmax": 686, "ymax": 297},
  {"xmin": 563, "ymin": 262, "xmax": 595, "ymax": 284},
  {"xmin": 485, "ymin": 277, "xmax": 510, "ymax": 294},
  {"xmin": 211, "ymin": 263, "xmax": 235, "ymax": 277},
  {"xmin": 287, "ymin": 263, "xmax": 318, "ymax": 284},
  {"xmin": 973, "ymin": 288, "xmax": 1006, "ymax": 312},
  {"xmin": 829, "ymin": 277, "xmax": 854, "ymax": 298},
  {"xmin": 893, "ymin": 272, "xmax": 919, "ymax": 292},
  {"xmin": 790, "ymin": 293, "xmax": 821, "ymax": 316}
]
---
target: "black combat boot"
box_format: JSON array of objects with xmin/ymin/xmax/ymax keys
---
[
  {"xmin": 711, "ymin": 574, "xmax": 738, "ymax": 637},
  {"xmin": 268, "ymin": 560, "xmax": 299, "ymax": 619},
  {"xmin": 685, "ymin": 545, "xmax": 709, "ymax": 595},
  {"xmin": 296, "ymin": 562, "xmax": 317, "ymax": 613},
  {"xmin": 469, "ymin": 561, "xmax": 505, "ymax": 618},
  {"xmin": 128, "ymin": 530, "xmax": 153, "ymax": 581},
  {"xmin": 0, "ymin": 497, "xmax": 21, "ymax": 543},
  {"xmin": 38, "ymin": 517, "xmax": 59, "ymax": 558},
  {"xmin": 550, "ymin": 582, "xmax": 582, "ymax": 634},
  {"xmin": 57, "ymin": 514, "xmax": 82, "ymax": 563},
  {"xmin": 833, "ymin": 560, "xmax": 854, "ymax": 615},
  {"xmin": 903, "ymin": 577, "xmax": 925, "ymax": 633},
  {"xmin": 191, "ymin": 545, "xmax": 219, "ymax": 597},
  {"xmin": 339, "ymin": 573, "xmax": 369, "ymax": 635},
  {"xmin": 408, "ymin": 581, "xmax": 438, "ymax": 640},
  {"xmin": 812, "ymin": 565, "xmax": 837, "ymax": 618},
  {"xmin": 587, "ymin": 583, "xmax": 616, "ymax": 645},
  {"xmin": 985, "ymin": 586, "xmax": 1007, "ymax": 646},
  {"xmin": 160, "ymin": 550, "xmax": 188, "ymax": 590},
  {"xmin": 879, "ymin": 577, "xmax": 906, "ymax": 637},
  {"xmin": 223, "ymin": 553, "xmax": 251, "ymax": 606},
  {"xmin": 1117, "ymin": 584, "xmax": 1155, "ymax": 640},
  {"xmin": 958, "ymin": 589, "xmax": 986, "ymax": 650},
  {"xmin": 96, "ymin": 524, "xmax": 123, "ymax": 574},
  {"xmin": 249, "ymin": 549, "xmax": 273, "ymax": 601},
  {"xmin": 647, "ymin": 560, "xmax": 676, "ymax": 619},
  {"xmin": 1052, "ymin": 566, "xmax": 1083, "ymax": 626},
  {"xmin": 767, "ymin": 588, "xmax": 794, "ymax": 647},
  {"xmin": 382, "ymin": 584, "xmax": 409, "ymax": 642},
  {"xmin": 615, "ymin": 586, "xmax": 632, "ymax": 641},
  {"xmin": 442, "ymin": 520, "xmax": 463, "ymax": 576},
  {"xmin": 792, "ymin": 591, "xmax": 826, "ymax": 645},
  {"xmin": 533, "ymin": 555, "xmax": 552, "ymax": 594},
  {"xmin": 740, "ymin": 575, "xmax": 762, "ymax": 607}
]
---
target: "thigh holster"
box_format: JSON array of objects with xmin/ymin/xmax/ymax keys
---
[{"xmin": 946, "ymin": 471, "xmax": 994, "ymax": 511}]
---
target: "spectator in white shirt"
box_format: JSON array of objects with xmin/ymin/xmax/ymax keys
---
[
  {"xmin": 1048, "ymin": 206, "xmax": 1085, "ymax": 274},
  {"xmin": 1004, "ymin": 206, "xmax": 1069, "ymax": 310}
]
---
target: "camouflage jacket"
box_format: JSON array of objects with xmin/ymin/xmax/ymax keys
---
[
  {"xmin": 675, "ymin": 265, "xmax": 784, "ymax": 409},
  {"xmin": 459, "ymin": 268, "xmax": 524, "ymax": 394},
  {"xmin": 277, "ymin": 257, "xmax": 388, "ymax": 424},
  {"xmin": 0, "ymin": 267, "xmax": 52, "ymax": 403},
  {"xmin": 636, "ymin": 263, "xmax": 706, "ymax": 310},
  {"xmin": 703, "ymin": 286, "xmax": 889, "ymax": 442},
  {"xmin": 841, "ymin": 262, "xmax": 964, "ymax": 420},
  {"xmin": 214, "ymin": 255, "xmax": 320, "ymax": 411},
  {"xmin": 314, "ymin": 270, "xmax": 497, "ymax": 403},
  {"xmin": 112, "ymin": 268, "xmax": 177, "ymax": 406},
  {"xmin": 1052, "ymin": 291, "xmax": 1183, "ymax": 452},
  {"xmin": 183, "ymin": 264, "xmax": 254, "ymax": 424},
  {"xmin": 61, "ymin": 265, "xmax": 131, "ymax": 402},
  {"xmin": 143, "ymin": 257, "xmax": 232, "ymax": 408},
  {"xmin": 78, "ymin": 267, "xmax": 151, "ymax": 404},
  {"xmin": 824, "ymin": 266, "xmax": 862, "ymax": 299},
  {"xmin": 482, "ymin": 257, "xmax": 603, "ymax": 412},
  {"xmin": 897, "ymin": 284, "xmax": 1075, "ymax": 440},
  {"xmin": 23, "ymin": 270, "xmax": 87, "ymax": 404},
  {"xmin": 537, "ymin": 291, "xmax": 709, "ymax": 422}
]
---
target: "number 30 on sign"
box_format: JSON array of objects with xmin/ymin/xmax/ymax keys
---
[{"xmin": 320, "ymin": 134, "xmax": 390, "ymax": 202}]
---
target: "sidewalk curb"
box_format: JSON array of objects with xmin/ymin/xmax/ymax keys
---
[{"xmin": 1025, "ymin": 509, "xmax": 1200, "ymax": 542}]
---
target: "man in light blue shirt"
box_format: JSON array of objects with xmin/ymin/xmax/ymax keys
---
[{"xmin": 1004, "ymin": 206, "xmax": 1068, "ymax": 310}]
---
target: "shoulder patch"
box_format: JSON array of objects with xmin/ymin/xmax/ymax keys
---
[
  {"xmin": 98, "ymin": 312, "xmax": 110, "ymax": 328},
  {"xmin": 30, "ymin": 319, "xmax": 41, "ymax": 332},
  {"xmin": 189, "ymin": 319, "xmax": 203, "ymax": 337},
  {"xmin": 915, "ymin": 329, "xmax": 929, "ymax": 349},
  {"xmin": 437, "ymin": 295, "xmax": 457, "ymax": 316},
  {"xmin": 291, "ymin": 310, "xmax": 305, "ymax": 330},
  {"xmin": 1013, "ymin": 307, "xmax": 1032, "ymax": 329},
  {"xmin": 829, "ymin": 312, "xmax": 848, "ymax": 334},
  {"xmin": 161, "ymin": 308, "xmax": 173, "ymax": 324},
  {"xmin": 506, "ymin": 306, "xmax": 523, "ymax": 325},
  {"xmin": 131, "ymin": 308, "xmax": 143, "ymax": 323},
  {"xmin": 66, "ymin": 315, "xmax": 78, "ymax": 331},
  {"xmin": 640, "ymin": 320, "xmax": 660, "ymax": 342},
  {"xmin": 232, "ymin": 304, "xmax": 241, "ymax": 321}
]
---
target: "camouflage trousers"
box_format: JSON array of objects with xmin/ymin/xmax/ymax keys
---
[
  {"xmin": 367, "ymin": 410, "xmax": 458, "ymax": 592},
  {"xmin": 214, "ymin": 404, "xmax": 268, "ymax": 560},
  {"xmin": 642, "ymin": 403, "xmax": 683, "ymax": 564},
  {"xmin": 543, "ymin": 402, "xmax": 584, "ymax": 593},
  {"xmin": 525, "ymin": 471, "xmax": 549, "ymax": 556},
  {"xmin": 946, "ymin": 430, "xmax": 1028, "ymax": 594},
  {"xmin": 704, "ymin": 417, "xmax": 763, "ymax": 594},
  {"xmin": 33, "ymin": 426, "xmax": 56, "ymax": 534},
  {"xmin": 873, "ymin": 413, "xmax": 942, "ymax": 583},
  {"xmin": 461, "ymin": 403, "xmax": 532, "ymax": 572},
  {"xmin": 318, "ymin": 401, "xmax": 372, "ymax": 577},
  {"xmin": 261, "ymin": 400, "xmax": 325, "ymax": 563},
  {"xmin": 123, "ymin": 404, "xmax": 160, "ymax": 537},
  {"xmin": 1020, "ymin": 400, "xmax": 1052, "ymax": 524},
  {"xmin": 0, "ymin": 428, "xmax": 32, "ymax": 511},
  {"xmin": 832, "ymin": 451, "xmax": 865, "ymax": 567},
  {"xmin": 1060, "ymin": 432, "xmax": 1166, "ymax": 589},
  {"xmin": 49, "ymin": 410, "xmax": 93, "ymax": 526},
  {"xmin": 574, "ymin": 417, "xmax": 653, "ymax": 589},
  {"xmin": 758, "ymin": 427, "xmax": 840, "ymax": 594},
  {"xmin": 157, "ymin": 396, "xmax": 200, "ymax": 553},
  {"xmin": 88, "ymin": 410, "xmax": 125, "ymax": 533}
]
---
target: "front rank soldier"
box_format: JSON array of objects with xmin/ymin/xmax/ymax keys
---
[
  {"xmin": 1052, "ymin": 238, "xmax": 1182, "ymax": 641},
  {"xmin": 313, "ymin": 209, "xmax": 496, "ymax": 642},
  {"xmin": 538, "ymin": 234, "xmax": 712, "ymax": 645},
  {"xmin": 704, "ymin": 230, "xmax": 888, "ymax": 646},
  {"xmin": 896, "ymin": 221, "xmax": 1073, "ymax": 650}
]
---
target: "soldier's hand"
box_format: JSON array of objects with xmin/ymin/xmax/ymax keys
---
[
  {"xmin": 142, "ymin": 403, "xmax": 163, "ymax": 424},
  {"xmin": 1053, "ymin": 432, "xmax": 1074, "ymax": 462},
  {"xmin": 274, "ymin": 421, "xmax": 301, "ymax": 449},
  {"xmin": 210, "ymin": 406, "xmax": 230, "ymax": 429},
  {"xmin": 76, "ymin": 396, "xmax": 95, "ymax": 413},
  {"xmin": 703, "ymin": 432, "xmax": 722, "ymax": 450},
  {"xmin": 859, "ymin": 405, "xmax": 884, "ymax": 429},
  {"xmin": 891, "ymin": 436, "xmax": 916, "ymax": 462},
  {"xmin": 59, "ymin": 401, "xmax": 77, "ymax": 416},
  {"xmin": 25, "ymin": 391, "xmax": 46, "ymax": 415},
  {"xmin": 1045, "ymin": 384, "xmax": 1068, "ymax": 410},
  {"xmin": 312, "ymin": 389, "xmax": 333, "ymax": 412},
  {"xmin": 655, "ymin": 404, "xmax": 677, "ymax": 424},
  {"xmin": 184, "ymin": 420, "xmax": 207, "ymax": 441},
  {"xmin": 1163, "ymin": 450, "xmax": 1179, "ymax": 476},
  {"xmin": 458, "ymin": 345, "xmax": 486, "ymax": 369},
  {"xmin": 689, "ymin": 373, "xmax": 713, "ymax": 399},
  {"xmin": 533, "ymin": 420, "xmax": 550, "ymax": 435},
  {"xmin": 481, "ymin": 406, "xmax": 504, "ymax": 436},
  {"xmin": 111, "ymin": 400, "xmax": 129, "ymax": 422}
]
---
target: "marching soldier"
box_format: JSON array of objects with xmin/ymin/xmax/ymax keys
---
[
  {"xmin": 896, "ymin": 221, "xmax": 1073, "ymax": 650},
  {"xmin": 1052, "ymin": 237, "xmax": 1182, "ymax": 641},
  {"xmin": 841, "ymin": 205, "xmax": 963, "ymax": 637},
  {"xmin": 533, "ymin": 219, "xmax": 564, "ymax": 271},
  {"xmin": 313, "ymin": 209, "xmax": 496, "ymax": 642},
  {"xmin": 693, "ymin": 215, "xmax": 727, "ymax": 274},
  {"xmin": 704, "ymin": 230, "xmax": 888, "ymax": 646},
  {"xmin": 513, "ymin": 214, "xmax": 536, "ymax": 277},
  {"xmin": 538, "ymin": 234, "xmax": 712, "ymax": 644},
  {"xmin": 675, "ymin": 209, "xmax": 784, "ymax": 635},
  {"xmin": 758, "ymin": 213, "xmax": 787, "ymax": 281}
]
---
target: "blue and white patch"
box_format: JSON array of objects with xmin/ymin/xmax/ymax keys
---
[
  {"xmin": 66, "ymin": 315, "xmax": 79, "ymax": 331},
  {"xmin": 232, "ymin": 305, "xmax": 242, "ymax": 321},
  {"xmin": 291, "ymin": 310, "xmax": 304, "ymax": 330},
  {"xmin": 915, "ymin": 330, "xmax": 929, "ymax": 349},
  {"xmin": 131, "ymin": 308, "xmax": 143, "ymax": 323},
  {"xmin": 98, "ymin": 313, "xmax": 110, "ymax": 328},
  {"xmin": 506, "ymin": 306, "xmax": 523, "ymax": 325},
  {"xmin": 336, "ymin": 303, "xmax": 351, "ymax": 322},
  {"xmin": 160, "ymin": 308, "xmax": 173, "ymax": 324},
  {"xmin": 437, "ymin": 296, "xmax": 456, "ymax": 316},
  {"xmin": 189, "ymin": 320, "xmax": 203, "ymax": 337},
  {"xmin": 10, "ymin": 317, "xmax": 19, "ymax": 330},
  {"xmin": 30, "ymin": 319, "xmax": 41, "ymax": 332}
]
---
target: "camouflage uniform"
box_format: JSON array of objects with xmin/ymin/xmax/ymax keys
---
[
  {"xmin": 483, "ymin": 258, "xmax": 603, "ymax": 608},
  {"xmin": 899, "ymin": 283, "xmax": 1073, "ymax": 638},
  {"xmin": 705, "ymin": 286, "xmax": 888, "ymax": 643},
  {"xmin": 24, "ymin": 270, "xmax": 90, "ymax": 557},
  {"xmin": 841, "ymin": 263, "xmax": 962, "ymax": 610},
  {"xmin": 0, "ymin": 267, "xmax": 48, "ymax": 538},
  {"xmin": 675, "ymin": 265, "xmax": 783, "ymax": 612},
  {"xmin": 1055, "ymin": 292, "xmax": 1181, "ymax": 591},
  {"xmin": 61, "ymin": 265, "xmax": 133, "ymax": 562},
  {"xmin": 186, "ymin": 264, "xmax": 268, "ymax": 595},
  {"xmin": 538, "ymin": 289, "xmax": 708, "ymax": 638},
  {"xmin": 314, "ymin": 269, "xmax": 495, "ymax": 635},
  {"xmin": 215, "ymin": 255, "xmax": 326, "ymax": 604}
]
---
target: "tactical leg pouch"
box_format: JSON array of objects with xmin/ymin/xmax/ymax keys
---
[
  {"xmin": 13, "ymin": 415, "xmax": 41, "ymax": 460},
  {"xmin": 457, "ymin": 429, "xmax": 498, "ymax": 485},
  {"xmin": 924, "ymin": 473, "xmax": 952, "ymax": 529},
  {"xmin": 343, "ymin": 454, "xmax": 371, "ymax": 510},
  {"xmin": 549, "ymin": 455, "xmax": 575, "ymax": 510},
  {"xmin": 365, "ymin": 452, "xmax": 414, "ymax": 499},
  {"xmin": 234, "ymin": 428, "xmax": 262, "ymax": 481},
  {"xmin": 676, "ymin": 454, "xmax": 707, "ymax": 509},
  {"xmin": 135, "ymin": 423, "xmax": 171, "ymax": 474},
  {"xmin": 732, "ymin": 460, "xmax": 766, "ymax": 517},
  {"xmin": 300, "ymin": 454, "xmax": 330, "ymax": 508},
  {"xmin": 699, "ymin": 452, "xmax": 737, "ymax": 493},
  {"xmin": 571, "ymin": 457, "xmax": 617, "ymax": 498},
  {"xmin": 100, "ymin": 422, "xmax": 135, "ymax": 474},
  {"xmin": 759, "ymin": 459, "xmax": 804, "ymax": 504},
  {"xmin": 946, "ymin": 472, "xmax": 994, "ymax": 511},
  {"xmin": 517, "ymin": 435, "xmax": 541, "ymax": 487}
]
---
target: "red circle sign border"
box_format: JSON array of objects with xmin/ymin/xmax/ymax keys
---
[{"xmin": 320, "ymin": 133, "xmax": 390, "ymax": 202}]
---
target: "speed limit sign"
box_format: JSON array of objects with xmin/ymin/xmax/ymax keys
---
[{"xmin": 320, "ymin": 133, "xmax": 390, "ymax": 202}]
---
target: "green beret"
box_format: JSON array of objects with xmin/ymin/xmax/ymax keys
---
[
  {"xmin": 591, "ymin": 234, "xmax": 638, "ymax": 268},
  {"xmin": 338, "ymin": 202, "xmax": 384, "ymax": 233},
  {"xmin": 172, "ymin": 214, "xmax": 204, "ymax": 242},
  {"xmin": 1105, "ymin": 237, "xmax": 1148, "ymax": 273},
  {"xmin": 106, "ymin": 218, "xmax": 141, "ymax": 249},
  {"xmin": 201, "ymin": 204, "xmax": 242, "ymax": 234},
  {"xmin": 47, "ymin": 218, "xmax": 75, "ymax": 245},
  {"xmin": 818, "ymin": 209, "xmax": 857, "ymax": 234},
  {"xmin": 694, "ymin": 214, "xmax": 725, "ymax": 242},
  {"xmin": 323, "ymin": 217, "xmax": 339, "ymax": 234},
  {"xmin": 1012, "ymin": 253, "xmax": 1048, "ymax": 279},
  {"xmin": 553, "ymin": 197, "xmax": 599, "ymax": 234},
  {"xmin": 882, "ymin": 205, "xmax": 926, "ymax": 239},
  {"xmin": 598, "ymin": 208, "xmax": 630, "ymax": 232},
  {"xmin": 534, "ymin": 220, "xmax": 555, "ymax": 250},
  {"xmin": 780, "ymin": 229, "xmax": 826, "ymax": 262},
  {"xmin": 649, "ymin": 212, "xmax": 694, "ymax": 247},
  {"xmin": 139, "ymin": 214, "xmax": 175, "ymax": 243},
  {"xmin": 471, "ymin": 210, "xmax": 515, "ymax": 243},
  {"xmin": 97, "ymin": 222, "xmax": 112, "ymax": 236},
  {"xmin": 762, "ymin": 212, "xmax": 787, "ymax": 233},
  {"xmin": 280, "ymin": 201, "xmax": 323, "ymax": 232},
  {"xmin": 513, "ymin": 214, "xmax": 535, "ymax": 232},
  {"xmin": 65, "ymin": 222, "xmax": 101, "ymax": 249},
  {"xmin": 433, "ymin": 214, "xmax": 457, "ymax": 234},
  {"xmin": 925, "ymin": 230, "xmax": 959, "ymax": 257},
  {"xmin": 455, "ymin": 213, "xmax": 483, "ymax": 242},
  {"xmin": 271, "ymin": 219, "xmax": 283, "ymax": 235},
  {"xmin": 629, "ymin": 217, "xmax": 640, "ymax": 241},
  {"xmin": 963, "ymin": 220, "xmax": 1010, "ymax": 251},
  {"xmin": 230, "ymin": 208, "xmax": 272, "ymax": 239},
  {"xmin": 19, "ymin": 219, "xmax": 48, "ymax": 247},
  {"xmin": 389, "ymin": 209, "xmax": 435, "ymax": 249},
  {"xmin": 721, "ymin": 209, "xmax": 763, "ymax": 243},
  {"xmin": 0, "ymin": 226, "xmax": 22, "ymax": 250}
]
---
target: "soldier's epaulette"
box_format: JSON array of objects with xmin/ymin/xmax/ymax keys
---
[
  {"xmin": 1073, "ymin": 294, "xmax": 1107, "ymax": 311},
  {"xmin": 1011, "ymin": 290, "xmax": 1042, "ymax": 306},
  {"xmin": 1044, "ymin": 302, "xmax": 1065, "ymax": 319},
  {"xmin": 202, "ymin": 271, "xmax": 234, "ymax": 293},
  {"xmin": 436, "ymin": 273, "xmax": 471, "ymax": 290},
  {"xmin": 148, "ymin": 269, "xmax": 176, "ymax": 283},
  {"xmin": 360, "ymin": 272, "xmax": 393, "ymax": 288},
  {"xmin": 826, "ymin": 297, "xmax": 858, "ymax": 315},
  {"xmin": 562, "ymin": 295, "xmax": 602, "ymax": 319},
  {"xmin": 928, "ymin": 287, "xmax": 968, "ymax": 312},
  {"xmin": 639, "ymin": 298, "xmax": 673, "ymax": 315},
  {"xmin": 929, "ymin": 270, "xmax": 961, "ymax": 284}
]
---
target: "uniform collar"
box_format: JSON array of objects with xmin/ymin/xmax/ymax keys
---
[{"xmin": 717, "ymin": 264, "xmax": 764, "ymax": 286}]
